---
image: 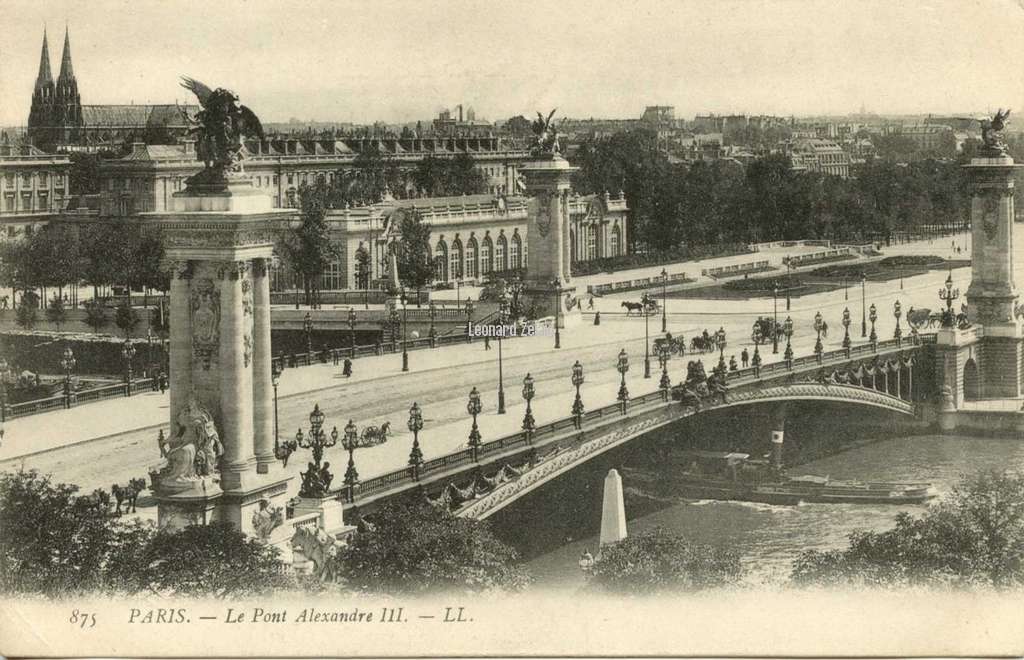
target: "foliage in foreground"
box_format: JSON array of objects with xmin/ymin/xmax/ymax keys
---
[
  {"xmin": 335, "ymin": 496, "xmax": 530, "ymax": 594},
  {"xmin": 0, "ymin": 470, "xmax": 288, "ymax": 598},
  {"xmin": 791, "ymin": 471, "xmax": 1024, "ymax": 589},
  {"xmin": 585, "ymin": 528, "xmax": 743, "ymax": 593}
]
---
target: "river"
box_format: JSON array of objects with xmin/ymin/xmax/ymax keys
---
[{"xmin": 488, "ymin": 409, "xmax": 1024, "ymax": 590}]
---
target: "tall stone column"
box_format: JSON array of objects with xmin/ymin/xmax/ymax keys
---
[
  {"xmin": 218, "ymin": 260, "xmax": 255, "ymax": 490},
  {"xmin": 252, "ymin": 258, "xmax": 276, "ymax": 473},
  {"xmin": 168, "ymin": 262, "xmax": 193, "ymax": 429}
]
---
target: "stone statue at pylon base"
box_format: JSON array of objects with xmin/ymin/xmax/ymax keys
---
[{"xmin": 157, "ymin": 395, "xmax": 224, "ymax": 494}]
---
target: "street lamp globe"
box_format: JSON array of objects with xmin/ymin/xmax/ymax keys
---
[
  {"xmin": 309, "ymin": 403, "xmax": 325, "ymax": 431},
  {"xmin": 617, "ymin": 349, "xmax": 629, "ymax": 375},
  {"xmin": 348, "ymin": 307, "xmax": 357, "ymax": 325},
  {"xmin": 522, "ymin": 373, "xmax": 535, "ymax": 401},
  {"xmin": 467, "ymin": 386, "xmax": 482, "ymax": 416},
  {"xmin": 571, "ymin": 360, "xmax": 584, "ymax": 388},
  {"xmin": 408, "ymin": 402, "xmax": 424, "ymax": 432}
]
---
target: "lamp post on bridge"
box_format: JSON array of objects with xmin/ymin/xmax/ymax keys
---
[
  {"xmin": 121, "ymin": 339, "xmax": 136, "ymax": 397},
  {"xmin": 342, "ymin": 419, "xmax": 360, "ymax": 501},
  {"xmin": 860, "ymin": 272, "xmax": 867, "ymax": 338},
  {"xmin": 551, "ymin": 279, "xmax": 561, "ymax": 349},
  {"xmin": 0, "ymin": 357, "xmax": 10, "ymax": 421},
  {"xmin": 893, "ymin": 300, "xmax": 902, "ymax": 346},
  {"xmin": 348, "ymin": 307, "xmax": 357, "ymax": 359},
  {"xmin": 496, "ymin": 293, "xmax": 508, "ymax": 414},
  {"xmin": 783, "ymin": 316, "xmax": 794, "ymax": 364},
  {"xmin": 401, "ymin": 289, "xmax": 410, "ymax": 372},
  {"xmin": 428, "ymin": 300, "xmax": 437, "ymax": 346},
  {"xmin": 295, "ymin": 404, "xmax": 337, "ymax": 498},
  {"xmin": 521, "ymin": 373, "xmax": 536, "ymax": 443},
  {"xmin": 938, "ymin": 271, "xmax": 959, "ymax": 328},
  {"xmin": 813, "ymin": 311, "xmax": 824, "ymax": 362},
  {"xmin": 303, "ymin": 311, "xmax": 314, "ymax": 359},
  {"xmin": 465, "ymin": 298, "xmax": 474, "ymax": 344},
  {"xmin": 772, "ymin": 285, "xmax": 779, "ymax": 354},
  {"xmin": 869, "ymin": 303, "xmax": 878, "ymax": 348},
  {"xmin": 643, "ymin": 297, "xmax": 652, "ymax": 379},
  {"xmin": 467, "ymin": 387, "xmax": 482, "ymax": 461},
  {"xmin": 715, "ymin": 327, "xmax": 727, "ymax": 377},
  {"xmin": 660, "ymin": 268, "xmax": 668, "ymax": 333},
  {"xmin": 616, "ymin": 349, "xmax": 630, "ymax": 414},
  {"xmin": 750, "ymin": 322, "xmax": 763, "ymax": 377},
  {"xmin": 658, "ymin": 343, "xmax": 671, "ymax": 400},
  {"xmin": 407, "ymin": 402, "xmax": 424, "ymax": 480},
  {"xmin": 571, "ymin": 360, "xmax": 584, "ymax": 430},
  {"xmin": 60, "ymin": 348, "xmax": 75, "ymax": 409},
  {"xmin": 842, "ymin": 307, "xmax": 852, "ymax": 353}
]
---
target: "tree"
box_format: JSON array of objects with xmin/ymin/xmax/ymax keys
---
[
  {"xmin": 353, "ymin": 245, "xmax": 371, "ymax": 289},
  {"xmin": 115, "ymin": 302, "xmax": 140, "ymax": 338},
  {"xmin": 395, "ymin": 210, "xmax": 433, "ymax": 299},
  {"xmin": 585, "ymin": 528, "xmax": 743, "ymax": 593},
  {"xmin": 412, "ymin": 154, "xmax": 487, "ymax": 197},
  {"xmin": 335, "ymin": 496, "xmax": 529, "ymax": 593},
  {"xmin": 277, "ymin": 177, "xmax": 342, "ymax": 307},
  {"xmin": 791, "ymin": 471, "xmax": 1024, "ymax": 589},
  {"xmin": 15, "ymin": 296, "xmax": 38, "ymax": 330},
  {"xmin": 46, "ymin": 295, "xmax": 67, "ymax": 330}
]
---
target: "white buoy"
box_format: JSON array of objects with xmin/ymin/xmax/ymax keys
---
[{"xmin": 599, "ymin": 468, "xmax": 627, "ymax": 547}]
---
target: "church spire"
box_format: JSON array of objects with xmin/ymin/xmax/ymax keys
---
[
  {"xmin": 58, "ymin": 25, "xmax": 74, "ymax": 82},
  {"xmin": 34, "ymin": 28, "xmax": 53, "ymax": 88}
]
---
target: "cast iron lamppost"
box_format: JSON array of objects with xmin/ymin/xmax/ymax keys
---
[
  {"xmin": 401, "ymin": 290, "xmax": 409, "ymax": 372},
  {"xmin": 348, "ymin": 307, "xmax": 357, "ymax": 358},
  {"xmin": 783, "ymin": 316, "xmax": 794, "ymax": 364},
  {"xmin": 388, "ymin": 306, "xmax": 401, "ymax": 353},
  {"xmin": 0, "ymin": 357, "xmax": 9, "ymax": 421},
  {"xmin": 551, "ymin": 278, "xmax": 561, "ymax": 349},
  {"xmin": 893, "ymin": 300, "xmax": 903, "ymax": 346},
  {"xmin": 428, "ymin": 300, "xmax": 437, "ymax": 345},
  {"xmin": 772, "ymin": 285, "xmax": 779, "ymax": 354},
  {"xmin": 842, "ymin": 307, "xmax": 852, "ymax": 352},
  {"xmin": 658, "ymin": 343, "xmax": 671, "ymax": 400},
  {"xmin": 496, "ymin": 293, "xmax": 508, "ymax": 414},
  {"xmin": 785, "ymin": 258, "xmax": 794, "ymax": 311},
  {"xmin": 271, "ymin": 364, "xmax": 282, "ymax": 455},
  {"xmin": 660, "ymin": 268, "xmax": 668, "ymax": 333},
  {"xmin": 521, "ymin": 373, "xmax": 536, "ymax": 442},
  {"xmin": 716, "ymin": 327, "xmax": 727, "ymax": 376},
  {"xmin": 938, "ymin": 271, "xmax": 959, "ymax": 328},
  {"xmin": 644, "ymin": 298, "xmax": 652, "ymax": 379},
  {"xmin": 342, "ymin": 419, "xmax": 360, "ymax": 500},
  {"xmin": 467, "ymin": 387, "xmax": 482, "ymax": 460},
  {"xmin": 751, "ymin": 321, "xmax": 763, "ymax": 376},
  {"xmin": 869, "ymin": 303, "xmax": 878, "ymax": 347},
  {"xmin": 121, "ymin": 340, "xmax": 136, "ymax": 396},
  {"xmin": 295, "ymin": 404, "xmax": 338, "ymax": 498},
  {"xmin": 465, "ymin": 298, "xmax": 474, "ymax": 344},
  {"xmin": 303, "ymin": 311, "xmax": 314, "ymax": 360},
  {"xmin": 860, "ymin": 272, "xmax": 867, "ymax": 338},
  {"xmin": 60, "ymin": 348, "xmax": 76, "ymax": 409},
  {"xmin": 146, "ymin": 328, "xmax": 155, "ymax": 379},
  {"xmin": 813, "ymin": 311, "xmax": 824, "ymax": 361},
  {"xmin": 407, "ymin": 402, "xmax": 424, "ymax": 479},
  {"xmin": 616, "ymin": 349, "xmax": 630, "ymax": 414},
  {"xmin": 571, "ymin": 360, "xmax": 584, "ymax": 430}
]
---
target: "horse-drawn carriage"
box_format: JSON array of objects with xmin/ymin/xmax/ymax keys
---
[
  {"xmin": 653, "ymin": 333, "xmax": 686, "ymax": 356},
  {"xmin": 621, "ymin": 293, "xmax": 660, "ymax": 316}
]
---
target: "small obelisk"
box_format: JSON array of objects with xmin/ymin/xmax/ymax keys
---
[{"xmin": 599, "ymin": 468, "xmax": 627, "ymax": 547}]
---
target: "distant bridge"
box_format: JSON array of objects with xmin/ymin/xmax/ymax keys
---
[{"xmin": 334, "ymin": 336, "xmax": 931, "ymax": 521}]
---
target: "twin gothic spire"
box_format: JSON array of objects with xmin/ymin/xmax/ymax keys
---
[{"xmin": 33, "ymin": 26, "xmax": 75, "ymax": 90}]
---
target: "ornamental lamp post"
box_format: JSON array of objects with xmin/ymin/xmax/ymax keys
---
[
  {"xmin": 842, "ymin": 307, "xmax": 852, "ymax": 352},
  {"xmin": 295, "ymin": 403, "xmax": 338, "ymax": 498},
  {"xmin": 467, "ymin": 387, "xmax": 483, "ymax": 460},
  {"xmin": 869, "ymin": 303, "xmax": 878, "ymax": 347},
  {"xmin": 893, "ymin": 300, "xmax": 903, "ymax": 345},
  {"xmin": 271, "ymin": 364, "xmax": 281, "ymax": 452},
  {"xmin": 348, "ymin": 307, "xmax": 357, "ymax": 358},
  {"xmin": 401, "ymin": 290, "xmax": 409, "ymax": 372},
  {"xmin": 521, "ymin": 373, "xmax": 536, "ymax": 442},
  {"xmin": 407, "ymin": 402, "xmax": 424, "ymax": 478},
  {"xmin": 342, "ymin": 419, "xmax": 360, "ymax": 499},
  {"xmin": 571, "ymin": 360, "xmax": 585, "ymax": 429},
  {"xmin": 121, "ymin": 340, "xmax": 136, "ymax": 396},
  {"xmin": 0, "ymin": 357, "xmax": 10, "ymax": 421},
  {"xmin": 716, "ymin": 327, "xmax": 727, "ymax": 376},
  {"xmin": 465, "ymin": 298, "xmax": 475, "ymax": 344},
  {"xmin": 60, "ymin": 348, "xmax": 76, "ymax": 409},
  {"xmin": 146, "ymin": 327, "xmax": 155, "ymax": 379},
  {"xmin": 616, "ymin": 348, "xmax": 630, "ymax": 414},
  {"xmin": 813, "ymin": 311, "xmax": 824, "ymax": 361},
  {"xmin": 658, "ymin": 343, "xmax": 671, "ymax": 399},
  {"xmin": 938, "ymin": 271, "xmax": 959, "ymax": 328},
  {"xmin": 496, "ymin": 293, "xmax": 508, "ymax": 414},
  {"xmin": 551, "ymin": 278, "xmax": 561, "ymax": 349},
  {"xmin": 644, "ymin": 299, "xmax": 652, "ymax": 379},
  {"xmin": 428, "ymin": 300, "xmax": 437, "ymax": 345},
  {"xmin": 783, "ymin": 316, "xmax": 794, "ymax": 364},
  {"xmin": 860, "ymin": 272, "xmax": 867, "ymax": 338},
  {"xmin": 660, "ymin": 268, "xmax": 668, "ymax": 333},
  {"xmin": 772, "ymin": 285, "xmax": 780, "ymax": 354},
  {"xmin": 303, "ymin": 311, "xmax": 314, "ymax": 359},
  {"xmin": 388, "ymin": 306, "xmax": 400, "ymax": 353},
  {"xmin": 751, "ymin": 322, "xmax": 763, "ymax": 375}
]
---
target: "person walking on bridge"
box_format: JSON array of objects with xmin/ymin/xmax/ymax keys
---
[{"xmin": 741, "ymin": 348, "xmax": 749, "ymax": 368}]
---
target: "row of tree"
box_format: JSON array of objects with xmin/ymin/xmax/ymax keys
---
[{"xmin": 572, "ymin": 129, "xmax": 973, "ymax": 255}]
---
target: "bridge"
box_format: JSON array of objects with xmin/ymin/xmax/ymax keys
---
[{"xmin": 332, "ymin": 336, "xmax": 930, "ymax": 521}]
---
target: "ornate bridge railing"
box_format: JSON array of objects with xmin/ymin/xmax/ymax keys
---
[{"xmin": 331, "ymin": 335, "xmax": 930, "ymax": 514}]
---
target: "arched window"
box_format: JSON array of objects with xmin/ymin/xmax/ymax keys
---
[
  {"xmin": 450, "ymin": 238, "xmax": 463, "ymax": 280},
  {"xmin": 610, "ymin": 225, "xmax": 621, "ymax": 257},
  {"xmin": 586, "ymin": 225, "xmax": 598, "ymax": 261},
  {"xmin": 480, "ymin": 236, "xmax": 493, "ymax": 275},
  {"xmin": 465, "ymin": 237, "xmax": 478, "ymax": 279},
  {"xmin": 434, "ymin": 240, "xmax": 448, "ymax": 281},
  {"xmin": 495, "ymin": 234, "xmax": 508, "ymax": 272},
  {"xmin": 510, "ymin": 233, "xmax": 522, "ymax": 270}
]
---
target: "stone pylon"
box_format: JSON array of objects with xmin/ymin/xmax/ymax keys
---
[
  {"xmin": 519, "ymin": 155, "xmax": 582, "ymax": 327},
  {"xmin": 599, "ymin": 468, "xmax": 627, "ymax": 547},
  {"xmin": 149, "ymin": 177, "xmax": 294, "ymax": 535}
]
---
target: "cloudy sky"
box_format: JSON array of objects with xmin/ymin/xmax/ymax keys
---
[{"xmin": 1, "ymin": 0, "xmax": 1023, "ymax": 127}]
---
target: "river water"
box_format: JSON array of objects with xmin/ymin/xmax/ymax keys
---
[{"xmin": 489, "ymin": 412, "xmax": 1024, "ymax": 589}]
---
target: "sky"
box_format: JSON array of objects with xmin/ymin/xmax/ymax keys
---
[{"xmin": 1, "ymin": 0, "xmax": 1023, "ymax": 127}]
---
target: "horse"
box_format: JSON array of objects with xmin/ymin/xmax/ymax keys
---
[
  {"xmin": 291, "ymin": 525, "xmax": 338, "ymax": 581},
  {"xmin": 111, "ymin": 478, "xmax": 147, "ymax": 515},
  {"xmin": 690, "ymin": 336, "xmax": 714, "ymax": 353},
  {"xmin": 621, "ymin": 301, "xmax": 645, "ymax": 316},
  {"xmin": 79, "ymin": 488, "xmax": 110, "ymax": 514},
  {"xmin": 360, "ymin": 421, "xmax": 391, "ymax": 446}
]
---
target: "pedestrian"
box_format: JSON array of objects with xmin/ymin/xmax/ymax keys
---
[
  {"xmin": 151, "ymin": 371, "xmax": 159, "ymax": 392},
  {"xmin": 741, "ymin": 348, "xmax": 749, "ymax": 368},
  {"xmin": 332, "ymin": 348, "xmax": 339, "ymax": 366},
  {"xmin": 342, "ymin": 357, "xmax": 353, "ymax": 378},
  {"xmin": 484, "ymin": 335, "xmax": 491, "ymax": 350},
  {"xmin": 588, "ymin": 296, "xmax": 594, "ymax": 310},
  {"xmin": 729, "ymin": 355, "xmax": 738, "ymax": 372},
  {"xmin": 158, "ymin": 371, "xmax": 168, "ymax": 393},
  {"xmin": 593, "ymin": 310, "xmax": 601, "ymax": 326}
]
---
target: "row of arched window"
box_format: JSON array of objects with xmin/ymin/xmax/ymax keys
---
[
  {"xmin": 570, "ymin": 224, "xmax": 623, "ymax": 261},
  {"xmin": 435, "ymin": 232, "xmax": 523, "ymax": 281}
]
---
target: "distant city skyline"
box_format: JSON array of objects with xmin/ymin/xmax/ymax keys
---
[{"xmin": 2, "ymin": 0, "xmax": 1022, "ymax": 128}]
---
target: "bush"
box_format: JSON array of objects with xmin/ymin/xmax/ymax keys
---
[
  {"xmin": 83, "ymin": 300, "xmax": 109, "ymax": 332},
  {"xmin": 791, "ymin": 471, "xmax": 1024, "ymax": 589},
  {"xmin": 46, "ymin": 296, "xmax": 67, "ymax": 330},
  {"xmin": 722, "ymin": 274, "xmax": 804, "ymax": 292},
  {"xmin": 586, "ymin": 528, "xmax": 743, "ymax": 593},
  {"xmin": 15, "ymin": 304, "xmax": 38, "ymax": 330},
  {"xmin": 335, "ymin": 496, "xmax": 530, "ymax": 594},
  {"xmin": 571, "ymin": 243, "xmax": 751, "ymax": 277},
  {"xmin": 878, "ymin": 255, "xmax": 945, "ymax": 268},
  {"xmin": 114, "ymin": 303, "xmax": 140, "ymax": 338}
]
